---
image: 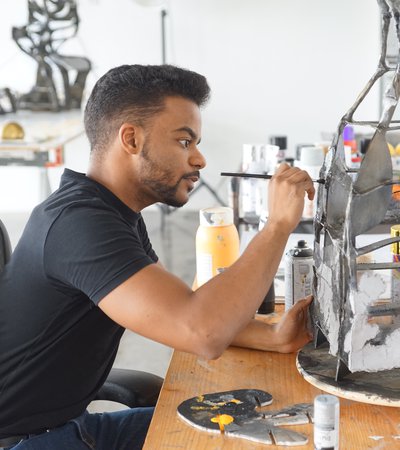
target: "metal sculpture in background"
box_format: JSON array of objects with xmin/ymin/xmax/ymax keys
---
[
  {"xmin": 312, "ymin": 0, "xmax": 400, "ymax": 379},
  {"xmin": 12, "ymin": 0, "xmax": 91, "ymax": 111}
]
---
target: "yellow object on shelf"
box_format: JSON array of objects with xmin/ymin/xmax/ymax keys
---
[
  {"xmin": 1, "ymin": 122, "xmax": 25, "ymax": 140},
  {"xmin": 388, "ymin": 142, "xmax": 395, "ymax": 156},
  {"xmin": 391, "ymin": 225, "xmax": 400, "ymax": 254}
]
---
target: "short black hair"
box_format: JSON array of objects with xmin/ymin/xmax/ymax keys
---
[{"xmin": 84, "ymin": 64, "xmax": 211, "ymax": 153}]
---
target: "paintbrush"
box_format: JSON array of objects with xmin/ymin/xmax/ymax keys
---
[{"xmin": 220, "ymin": 172, "xmax": 325, "ymax": 184}]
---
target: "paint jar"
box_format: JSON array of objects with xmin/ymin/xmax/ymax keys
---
[
  {"xmin": 241, "ymin": 144, "xmax": 267, "ymax": 225},
  {"xmin": 296, "ymin": 146, "xmax": 325, "ymax": 219},
  {"xmin": 343, "ymin": 124, "xmax": 359, "ymax": 169},
  {"xmin": 391, "ymin": 225, "xmax": 400, "ymax": 302},
  {"xmin": 314, "ymin": 394, "xmax": 340, "ymax": 450},
  {"xmin": 256, "ymin": 211, "xmax": 275, "ymax": 314},
  {"xmin": 196, "ymin": 207, "xmax": 240, "ymax": 287},
  {"xmin": 269, "ymin": 135, "xmax": 287, "ymax": 163},
  {"xmin": 257, "ymin": 281, "xmax": 275, "ymax": 314}
]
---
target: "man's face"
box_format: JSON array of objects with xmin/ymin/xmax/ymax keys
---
[{"xmin": 137, "ymin": 96, "xmax": 206, "ymax": 207}]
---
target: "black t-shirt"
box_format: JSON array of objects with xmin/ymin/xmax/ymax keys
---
[{"xmin": 0, "ymin": 169, "xmax": 158, "ymax": 436}]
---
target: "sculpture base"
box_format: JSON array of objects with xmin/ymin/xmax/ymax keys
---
[{"xmin": 296, "ymin": 342, "xmax": 400, "ymax": 406}]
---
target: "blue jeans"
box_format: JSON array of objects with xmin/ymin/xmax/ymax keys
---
[{"xmin": 7, "ymin": 407, "xmax": 154, "ymax": 450}]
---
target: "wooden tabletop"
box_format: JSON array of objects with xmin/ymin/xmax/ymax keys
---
[{"xmin": 143, "ymin": 310, "xmax": 400, "ymax": 449}]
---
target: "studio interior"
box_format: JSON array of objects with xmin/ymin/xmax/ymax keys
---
[{"xmin": 1, "ymin": 1, "xmax": 400, "ymax": 449}]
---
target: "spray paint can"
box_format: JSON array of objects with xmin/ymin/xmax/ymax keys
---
[
  {"xmin": 314, "ymin": 394, "xmax": 340, "ymax": 450},
  {"xmin": 284, "ymin": 240, "xmax": 313, "ymax": 311}
]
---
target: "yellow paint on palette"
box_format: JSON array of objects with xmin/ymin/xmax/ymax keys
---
[
  {"xmin": 211, "ymin": 414, "xmax": 234, "ymax": 432},
  {"xmin": 190, "ymin": 405, "xmax": 219, "ymax": 411}
]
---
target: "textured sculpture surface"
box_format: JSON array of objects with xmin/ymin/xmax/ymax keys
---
[{"xmin": 313, "ymin": 0, "xmax": 400, "ymax": 377}]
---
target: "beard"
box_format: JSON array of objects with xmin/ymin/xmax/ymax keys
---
[{"xmin": 139, "ymin": 143, "xmax": 198, "ymax": 208}]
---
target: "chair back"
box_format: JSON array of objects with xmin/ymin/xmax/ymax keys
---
[{"xmin": 0, "ymin": 219, "xmax": 12, "ymax": 272}]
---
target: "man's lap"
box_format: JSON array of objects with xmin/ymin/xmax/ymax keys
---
[{"xmin": 7, "ymin": 407, "xmax": 154, "ymax": 450}]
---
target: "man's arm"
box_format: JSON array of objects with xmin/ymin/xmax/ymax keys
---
[
  {"xmin": 98, "ymin": 164, "xmax": 315, "ymax": 359},
  {"xmin": 230, "ymin": 296, "xmax": 313, "ymax": 353}
]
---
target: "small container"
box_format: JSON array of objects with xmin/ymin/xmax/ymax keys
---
[
  {"xmin": 257, "ymin": 282, "xmax": 275, "ymax": 314},
  {"xmin": 269, "ymin": 135, "xmax": 287, "ymax": 163},
  {"xmin": 256, "ymin": 212, "xmax": 275, "ymax": 314},
  {"xmin": 284, "ymin": 240, "xmax": 313, "ymax": 311},
  {"xmin": 240, "ymin": 144, "xmax": 266, "ymax": 225},
  {"xmin": 196, "ymin": 207, "xmax": 240, "ymax": 287},
  {"xmin": 343, "ymin": 124, "xmax": 359, "ymax": 169},
  {"xmin": 297, "ymin": 146, "xmax": 325, "ymax": 218},
  {"xmin": 391, "ymin": 225, "xmax": 400, "ymax": 302},
  {"xmin": 314, "ymin": 394, "xmax": 340, "ymax": 450}
]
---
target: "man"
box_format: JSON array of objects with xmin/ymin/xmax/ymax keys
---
[{"xmin": 0, "ymin": 64, "xmax": 314, "ymax": 449}]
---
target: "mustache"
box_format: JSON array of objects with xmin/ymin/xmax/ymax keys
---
[{"xmin": 182, "ymin": 171, "xmax": 200, "ymax": 179}]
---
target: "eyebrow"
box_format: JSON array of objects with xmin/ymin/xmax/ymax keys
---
[{"xmin": 173, "ymin": 126, "xmax": 201, "ymax": 145}]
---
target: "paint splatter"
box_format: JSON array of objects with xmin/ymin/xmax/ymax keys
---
[{"xmin": 369, "ymin": 435, "xmax": 384, "ymax": 441}]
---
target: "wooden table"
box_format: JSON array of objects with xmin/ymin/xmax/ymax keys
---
[{"xmin": 143, "ymin": 310, "xmax": 400, "ymax": 449}]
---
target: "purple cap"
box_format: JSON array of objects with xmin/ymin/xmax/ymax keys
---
[{"xmin": 343, "ymin": 125, "xmax": 354, "ymax": 141}]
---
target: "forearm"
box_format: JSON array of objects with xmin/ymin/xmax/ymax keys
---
[
  {"xmin": 230, "ymin": 297, "xmax": 313, "ymax": 355},
  {"xmin": 230, "ymin": 319, "xmax": 280, "ymax": 352},
  {"xmin": 191, "ymin": 221, "xmax": 289, "ymax": 347}
]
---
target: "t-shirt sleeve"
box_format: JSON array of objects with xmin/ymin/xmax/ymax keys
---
[
  {"xmin": 137, "ymin": 215, "xmax": 158, "ymax": 261},
  {"xmin": 43, "ymin": 203, "xmax": 157, "ymax": 304}
]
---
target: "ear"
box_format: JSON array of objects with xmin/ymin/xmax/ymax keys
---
[{"xmin": 118, "ymin": 123, "xmax": 145, "ymax": 156}]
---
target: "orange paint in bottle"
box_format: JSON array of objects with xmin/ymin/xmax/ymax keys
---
[{"xmin": 196, "ymin": 207, "xmax": 240, "ymax": 287}]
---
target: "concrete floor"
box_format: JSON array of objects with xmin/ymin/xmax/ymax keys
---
[{"xmin": 1, "ymin": 206, "xmax": 199, "ymax": 412}]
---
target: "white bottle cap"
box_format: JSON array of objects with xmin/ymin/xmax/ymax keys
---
[{"xmin": 199, "ymin": 207, "xmax": 234, "ymax": 227}]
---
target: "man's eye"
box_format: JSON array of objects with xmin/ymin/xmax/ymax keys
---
[{"xmin": 179, "ymin": 139, "xmax": 190, "ymax": 148}]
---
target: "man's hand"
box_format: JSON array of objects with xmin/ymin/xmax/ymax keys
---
[
  {"xmin": 267, "ymin": 164, "xmax": 315, "ymax": 235},
  {"xmin": 230, "ymin": 296, "xmax": 313, "ymax": 353},
  {"xmin": 273, "ymin": 296, "xmax": 313, "ymax": 353}
]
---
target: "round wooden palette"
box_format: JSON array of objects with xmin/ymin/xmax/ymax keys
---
[{"xmin": 296, "ymin": 342, "xmax": 400, "ymax": 406}]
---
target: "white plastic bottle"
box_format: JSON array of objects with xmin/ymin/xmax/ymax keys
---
[
  {"xmin": 296, "ymin": 146, "xmax": 325, "ymax": 218},
  {"xmin": 196, "ymin": 207, "xmax": 240, "ymax": 287},
  {"xmin": 240, "ymin": 144, "xmax": 265, "ymax": 225},
  {"xmin": 314, "ymin": 394, "xmax": 340, "ymax": 450}
]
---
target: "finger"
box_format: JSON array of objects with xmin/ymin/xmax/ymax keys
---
[
  {"xmin": 274, "ymin": 162, "xmax": 292, "ymax": 175},
  {"xmin": 302, "ymin": 295, "xmax": 313, "ymax": 305},
  {"xmin": 286, "ymin": 169, "xmax": 316, "ymax": 200},
  {"xmin": 290, "ymin": 295, "xmax": 313, "ymax": 313},
  {"xmin": 274, "ymin": 167, "xmax": 316, "ymax": 201}
]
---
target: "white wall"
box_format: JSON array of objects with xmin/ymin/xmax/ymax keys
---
[{"xmin": 0, "ymin": 0, "xmax": 381, "ymax": 211}]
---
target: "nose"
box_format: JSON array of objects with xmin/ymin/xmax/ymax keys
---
[{"xmin": 190, "ymin": 146, "xmax": 207, "ymax": 170}]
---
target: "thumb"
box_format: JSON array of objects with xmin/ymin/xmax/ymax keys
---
[{"xmin": 289, "ymin": 295, "xmax": 313, "ymax": 318}]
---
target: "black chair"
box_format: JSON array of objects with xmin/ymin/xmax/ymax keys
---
[{"xmin": 0, "ymin": 218, "xmax": 163, "ymax": 410}]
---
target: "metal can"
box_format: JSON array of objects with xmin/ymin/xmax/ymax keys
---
[{"xmin": 284, "ymin": 239, "xmax": 313, "ymax": 311}]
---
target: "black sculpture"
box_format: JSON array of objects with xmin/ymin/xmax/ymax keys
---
[
  {"xmin": 12, "ymin": 0, "xmax": 91, "ymax": 111},
  {"xmin": 0, "ymin": 88, "xmax": 17, "ymax": 115}
]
